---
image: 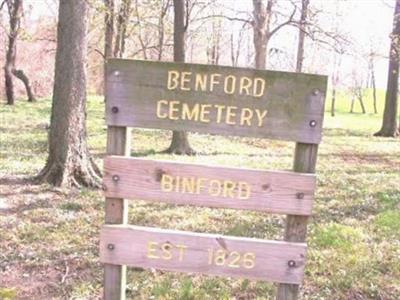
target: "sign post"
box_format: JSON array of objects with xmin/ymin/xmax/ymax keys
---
[{"xmin": 102, "ymin": 59, "xmax": 327, "ymax": 300}]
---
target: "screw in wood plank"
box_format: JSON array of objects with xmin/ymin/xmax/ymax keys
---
[
  {"xmin": 112, "ymin": 175, "xmax": 120, "ymax": 182},
  {"xmin": 288, "ymin": 260, "xmax": 296, "ymax": 267},
  {"xmin": 312, "ymin": 89, "xmax": 319, "ymax": 96},
  {"xmin": 309, "ymin": 120, "xmax": 317, "ymax": 127},
  {"xmin": 113, "ymin": 71, "xmax": 120, "ymax": 76},
  {"xmin": 296, "ymin": 192, "xmax": 304, "ymax": 199},
  {"xmin": 111, "ymin": 106, "xmax": 119, "ymax": 113},
  {"xmin": 107, "ymin": 243, "xmax": 115, "ymax": 250}
]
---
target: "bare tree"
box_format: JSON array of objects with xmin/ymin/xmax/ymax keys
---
[
  {"xmin": 296, "ymin": 0, "xmax": 309, "ymax": 72},
  {"xmin": 252, "ymin": 0, "xmax": 296, "ymax": 69},
  {"xmin": 114, "ymin": 0, "xmax": 132, "ymax": 58},
  {"xmin": 375, "ymin": 0, "xmax": 400, "ymax": 137},
  {"xmin": 4, "ymin": 0, "xmax": 35, "ymax": 105},
  {"xmin": 103, "ymin": 0, "xmax": 114, "ymax": 99},
  {"xmin": 165, "ymin": 0, "xmax": 195, "ymax": 155},
  {"xmin": 36, "ymin": 0, "xmax": 101, "ymax": 187}
]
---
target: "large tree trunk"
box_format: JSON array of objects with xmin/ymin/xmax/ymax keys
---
[
  {"xmin": 165, "ymin": 0, "xmax": 195, "ymax": 155},
  {"xmin": 36, "ymin": 0, "xmax": 101, "ymax": 187},
  {"xmin": 375, "ymin": 0, "xmax": 400, "ymax": 137},
  {"xmin": 252, "ymin": 0, "xmax": 272, "ymax": 69},
  {"xmin": 4, "ymin": 0, "xmax": 35, "ymax": 104},
  {"xmin": 296, "ymin": 0, "xmax": 309, "ymax": 73}
]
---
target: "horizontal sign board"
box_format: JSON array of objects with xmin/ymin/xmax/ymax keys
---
[
  {"xmin": 100, "ymin": 225, "xmax": 307, "ymax": 284},
  {"xmin": 103, "ymin": 156, "xmax": 316, "ymax": 215},
  {"xmin": 106, "ymin": 59, "xmax": 327, "ymax": 144}
]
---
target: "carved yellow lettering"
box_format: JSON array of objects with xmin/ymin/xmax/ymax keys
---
[
  {"xmin": 176, "ymin": 244, "xmax": 187, "ymax": 261},
  {"xmin": 182, "ymin": 103, "xmax": 200, "ymax": 121},
  {"xmin": 167, "ymin": 70, "xmax": 179, "ymax": 90},
  {"xmin": 175, "ymin": 175, "xmax": 180, "ymax": 193},
  {"xmin": 200, "ymin": 104, "xmax": 212, "ymax": 123},
  {"xmin": 161, "ymin": 243, "xmax": 173, "ymax": 260},
  {"xmin": 156, "ymin": 100, "xmax": 168, "ymax": 119},
  {"xmin": 208, "ymin": 179, "xmax": 222, "ymax": 196},
  {"xmin": 253, "ymin": 77, "xmax": 265, "ymax": 98},
  {"xmin": 180, "ymin": 72, "xmax": 192, "ymax": 91},
  {"xmin": 210, "ymin": 73, "xmax": 221, "ymax": 92},
  {"xmin": 240, "ymin": 108, "xmax": 253, "ymax": 126},
  {"xmin": 195, "ymin": 73, "xmax": 207, "ymax": 91},
  {"xmin": 226, "ymin": 106, "xmax": 238, "ymax": 125},
  {"xmin": 224, "ymin": 75, "xmax": 236, "ymax": 94},
  {"xmin": 239, "ymin": 77, "xmax": 252, "ymax": 95},
  {"xmin": 169, "ymin": 100, "xmax": 180, "ymax": 120},
  {"xmin": 160, "ymin": 174, "xmax": 174, "ymax": 192},
  {"xmin": 196, "ymin": 177, "xmax": 207, "ymax": 194},
  {"xmin": 182, "ymin": 177, "xmax": 196, "ymax": 194},
  {"xmin": 147, "ymin": 241, "xmax": 159, "ymax": 259},
  {"xmin": 237, "ymin": 182, "xmax": 251, "ymax": 199},
  {"xmin": 214, "ymin": 105, "xmax": 225, "ymax": 123},
  {"xmin": 255, "ymin": 109, "xmax": 268, "ymax": 127},
  {"xmin": 223, "ymin": 180, "xmax": 236, "ymax": 198}
]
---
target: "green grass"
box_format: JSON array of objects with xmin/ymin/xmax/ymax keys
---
[{"xmin": 0, "ymin": 92, "xmax": 399, "ymax": 299}]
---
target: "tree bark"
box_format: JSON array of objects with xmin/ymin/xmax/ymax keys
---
[
  {"xmin": 375, "ymin": 0, "xmax": 400, "ymax": 137},
  {"xmin": 114, "ymin": 0, "xmax": 131, "ymax": 58},
  {"xmin": 36, "ymin": 0, "xmax": 101, "ymax": 188},
  {"xmin": 296, "ymin": 0, "xmax": 309, "ymax": 73},
  {"xmin": 4, "ymin": 0, "xmax": 35, "ymax": 104},
  {"xmin": 252, "ymin": 0, "xmax": 272, "ymax": 69},
  {"xmin": 104, "ymin": 0, "xmax": 114, "ymax": 100},
  {"xmin": 165, "ymin": 0, "xmax": 195, "ymax": 155}
]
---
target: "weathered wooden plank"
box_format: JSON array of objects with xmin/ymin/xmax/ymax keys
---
[
  {"xmin": 276, "ymin": 143, "xmax": 319, "ymax": 300},
  {"xmin": 103, "ymin": 156, "xmax": 316, "ymax": 215},
  {"xmin": 105, "ymin": 59, "xmax": 327, "ymax": 144},
  {"xmin": 104, "ymin": 126, "xmax": 131, "ymax": 300},
  {"xmin": 100, "ymin": 225, "xmax": 307, "ymax": 284}
]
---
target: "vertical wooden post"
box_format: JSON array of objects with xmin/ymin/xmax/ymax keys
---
[
  {"xmin": 104, "ymin": 126, "xmax": 131, "ymax": 300},
  {"xmin": 276, "ymin": 142, "xmax": 318, "ymax": 300}
]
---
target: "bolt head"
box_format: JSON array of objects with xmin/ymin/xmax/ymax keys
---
[
  {"xmin": 309, "ymin": 120, "xmax": 317, "ymax": 127},
  {"xmin": 107, "ymin": 243, "xmax": 115, "ymax": 250},
  {"xmin": 111, "ymin": 106, "xmax": 119, "ymax": 113},
  {"xmin": 288, "ymin": 260, "xmax": 296, "ymax": 267},
  {"xmin": 114, "ymin": 71, "xmax": 120, "ymax": 76},
  {"xmin": 112, "ymin": 175, "xmax": 120, "ymax": 182},
  {"xmin": 312, "ymin": 89, "xmax": 319, "ymax": 96},
  {"xmin": 296, "ymin": 192, "xmax": 305, "ymax": 199}
]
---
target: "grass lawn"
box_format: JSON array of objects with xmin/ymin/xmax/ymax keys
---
[{"xmin": 0, "ymin": 92, "xmax": 399, "ymax": 299}]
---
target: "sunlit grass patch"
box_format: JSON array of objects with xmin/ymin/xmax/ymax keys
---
[{"xmin": 374, "ymin": 211, "xmax": 400, "ymax": 239}]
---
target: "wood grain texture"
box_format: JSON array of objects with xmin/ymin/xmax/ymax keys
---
[
  {"xmin": 104, "ymin": 126, "xmax": 131, "ymax": 300},
  {"xmin": 276, "ymin": 143, "xmax": 319, "ymax": 300},
  {"xmin": 103, "ymin": 156, "xmax": 316, "ymax": 215},
  {"xmin": 100, "ymin": 225, "xmax": 307, "ymax": 284},
  {"xmin": 105, "ymin": 59, "xmax": 327, "ymax": 144}
]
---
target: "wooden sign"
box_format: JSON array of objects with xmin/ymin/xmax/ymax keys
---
[
  {"xmin": 100, "ymin": 225, "xmax": 307, "ymax": 284},
  {"xmin": 106, "ymin": 59, "xmax": 327, "ymax": 144},
  {"xmin": 103, "ymin": 156, "xmax": 316, "ymax": 215}
]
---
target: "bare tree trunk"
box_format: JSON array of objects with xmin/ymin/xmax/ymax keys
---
[
  {"xmin": 375, "ymin": 0, "xmax": 400, "ymax": 137},
  {"xmin": 12, "ymin": 69, "xmax": 35, "ymax": 102},
  {"xmin": 358, "ymin": 90, "xmax": 366, "ymax": 114},
  {"xmin": 157, "ymin": 0, "xmax": 170, "ymax": 61},
  {"xmin": 104, "ymin": 0, "xmax": 114, "ymax": 99},
  {"xmin": 252, "ymin": 0, "xmax": 272, "ymax": 69},
  {"xmin": 36, "ymin": 0, "xmax": 101, "ymax": 187},
  {"xmin": 331, "ymin": 89, "xmax": 336, "ymax": 117},
  {"xmin": 4, "ymin": 0, "xmax": 35, "ymax": 104},
  {"xmin": 114, "ymin": 0, "xmax": 131, "ymax": 58},
  {"xmin": 296, "ymin": 0, "xmax": 309, "ymax": 72},
  {"xmin": 350, "ymin": 95, "xmax": 355, "ymax": 113},
  {"xmin": 165, "ymin": 0, "xmax": 195, "ymax": 155},
  {"xmin": 369, "ymin": 57, "xmax": 378, "ymax": 114}
]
